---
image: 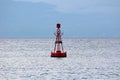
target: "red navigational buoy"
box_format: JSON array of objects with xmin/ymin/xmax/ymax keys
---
[{"xmin": 51, "ymin": 23, "xmax": 67, "ymax": 57}]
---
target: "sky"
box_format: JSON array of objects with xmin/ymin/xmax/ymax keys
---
[{"xmin": 0, "ymin": 0, "xmax": 120, "ymax": 38}]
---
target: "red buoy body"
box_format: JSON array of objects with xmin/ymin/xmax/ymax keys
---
[{"xmin": 51, "ymin": 23, "xmax": 67, "ymax": 57}]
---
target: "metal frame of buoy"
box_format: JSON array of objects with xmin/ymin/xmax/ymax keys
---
[{"xmin": 51, "ymin": 23, "xmax": 67, "ymax": 57}]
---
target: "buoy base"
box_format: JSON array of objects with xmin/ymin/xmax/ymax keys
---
[{"xmin": 51, "ymin": 51, "xmax": 67, "ymax": 57}]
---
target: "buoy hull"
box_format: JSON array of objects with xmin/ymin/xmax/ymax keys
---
[{"xmin": 51, "ymin": 51, "xmax": 67, "ymax": 57}]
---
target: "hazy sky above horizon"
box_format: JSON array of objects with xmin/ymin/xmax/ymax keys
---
[{"xmin": 0, "ymin": 0, "xmax": 120, "ymax": 38}]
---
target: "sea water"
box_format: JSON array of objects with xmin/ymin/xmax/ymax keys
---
[{"xmin": 0, "ymin": 39, "xmax": 120, "ymax": 80}]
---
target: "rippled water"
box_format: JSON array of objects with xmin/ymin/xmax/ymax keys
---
[{"xmin": 0, "ymin": 39, "xmax": 120, "ymax": 80}]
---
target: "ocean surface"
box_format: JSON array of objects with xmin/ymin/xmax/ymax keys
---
[{"xmin": 0, "ymin": 39, "xmax": 120, "ymax": 80}]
